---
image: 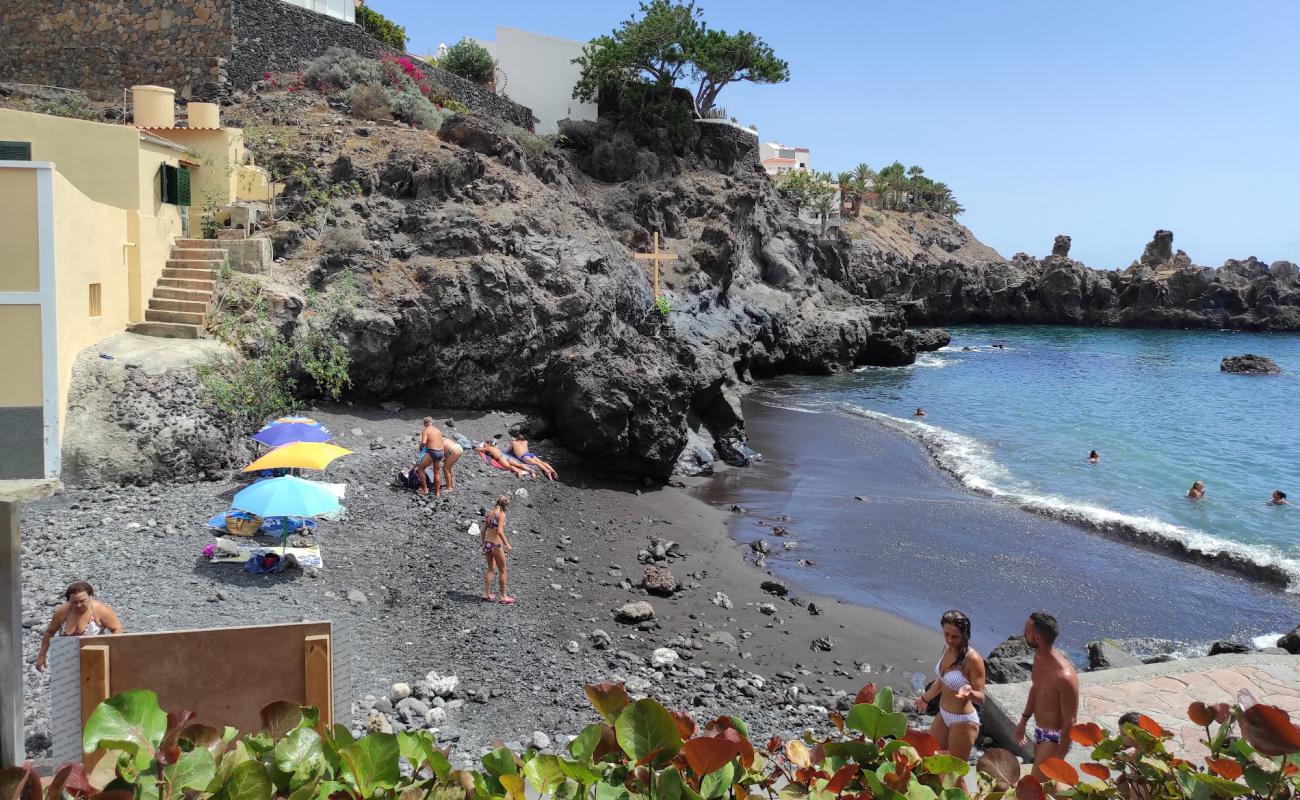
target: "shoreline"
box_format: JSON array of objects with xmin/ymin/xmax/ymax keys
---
[
  {"xmin": 693, "ymin": 393, "xmax": 1300, "ymax": 659},
  {"xmin": 18, "ymin": 404, "xmax": 933, "ymax": 762}
]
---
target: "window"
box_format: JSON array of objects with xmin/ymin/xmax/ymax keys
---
[
  {"xmin": 0, "ymin": 141, "xmax": 32, "ymax": 160},
  {"xmin": 160, "ymin": 164, "xmax": 192, "ymax": 206},
  {"xmin": 89, "ymin": 283, "xmax": 102, "ymax": 317}
]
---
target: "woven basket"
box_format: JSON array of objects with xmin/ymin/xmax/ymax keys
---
[{"xmin": 225, "ymin": 514, "xmax": 263, "ymax": 537}]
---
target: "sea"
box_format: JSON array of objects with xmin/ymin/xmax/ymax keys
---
[{"xmin": 696, "ymin": 325, "xmax": 1300, "ymax": 657}]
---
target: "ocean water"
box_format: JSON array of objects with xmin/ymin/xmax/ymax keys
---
[{"xmin": 761, "ymin": 325, "xmax": 1300, "ymax": 589}]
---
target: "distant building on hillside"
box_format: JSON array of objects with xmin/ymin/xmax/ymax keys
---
[
  {"xmin": 475, "ymin": 26, "xmax": 599, "ymax": 134},
  {"xmin": 281, "ymin": 0, "xmax": 355, "ymax": 23},
  {"xmin": 759, "ymin": 142, "xmax": 810, "ymax": 176}
]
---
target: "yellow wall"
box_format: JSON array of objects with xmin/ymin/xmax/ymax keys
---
[
  {"xmin": 0, "ymin": 108, "xmax": 140, "ymax": 209},
  {"xmin": 134, "ymin": 140, "xmax": 185, "ymax": 320},
  {"xmin": 235, "ymin": 164, "xmax": 272, "ymax": 202},
  {"xmin": 142, "ymin": 126, "xmax": 248, "ymax": 234},
  {"xmin": 0, "ymin": 168, "xmax": 39, "ymax": 292},
  {"xmin": 51, "ymin": 173, "xmax": 130, "ymax": 427},
  {"xmin": 0, "ymin": 305, "xmax": 43, "ymax": 407}
]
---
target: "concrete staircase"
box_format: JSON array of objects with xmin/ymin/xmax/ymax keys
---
[{"xmin": 128, "ymin": 239, "xmax": 223, "ymax": 339}]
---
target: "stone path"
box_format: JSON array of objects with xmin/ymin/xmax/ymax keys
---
[{"xmin": 983, "ymin": 654, "xmax": 1300, "ymax": 764}]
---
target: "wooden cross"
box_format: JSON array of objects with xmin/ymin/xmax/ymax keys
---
[{"xmin": 633, "ymin": 231, "xmax": 679, "ymax": 298}]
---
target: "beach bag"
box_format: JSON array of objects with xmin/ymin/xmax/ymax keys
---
[{"xmin": 244, "ymin": 552, "xmax": 294, "ymax": 574}]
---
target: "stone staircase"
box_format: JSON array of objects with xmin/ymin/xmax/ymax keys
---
[{"xmin": 128, "ymin": 239, "xmax": 223, "ymax": 339}]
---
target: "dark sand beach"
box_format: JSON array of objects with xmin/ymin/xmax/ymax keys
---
[{"xmin": 691, "ymin": 395, "xmax": 1300, "ymax": 658}]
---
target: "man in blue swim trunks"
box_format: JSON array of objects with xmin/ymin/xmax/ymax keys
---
[
  {"xmin": 507, "ymin": 434, "xmax": 558, "ymax": 481},
  {"xmin": 1014, "ymin": 611, "xmax": 1079, "ymax": 779},
  {"xmin": 416, "ymin": 417, "xmax": 446, "ymax": 496}
]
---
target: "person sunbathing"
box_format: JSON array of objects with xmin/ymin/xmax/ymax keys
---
[
  {"xmin": 475, "ymin": 441, "xmax": 532, "ymax": 478},
  {"xmin": 507, "ymin": 434, "xmax": 558, "ymax": 481}
]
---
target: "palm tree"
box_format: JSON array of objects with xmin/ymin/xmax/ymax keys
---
[
  {"xmin": 811, "ymin": 193, "xmax": 835, "ymax": 236},
  {"xmin": 931, "ymin": 182, "xmax": 952, "ymax": 214},
  {"xmin": 837, "ymin": 171, "xmax": 855, "ymax": 217},
  {"xmin": 851, "ymin": 163, "xmax": 875, "ymax": 216},
  {"xmin": 872, "ymin": 175, "xmax": 890, "ymax": 210},
  {"xmin": 906, "ymin": 165, "xmax": 924, "ymax": 210}
]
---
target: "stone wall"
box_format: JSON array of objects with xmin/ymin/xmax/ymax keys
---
[{"xmin": 0, "ymin": 0, "xmax": 232, "ymax": 100}]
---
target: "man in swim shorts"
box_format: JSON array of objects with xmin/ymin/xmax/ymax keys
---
[
  {"xmin": 1014, "ymin": 611, "xmax": 1079, "ymax": 779},
  {"xmin": 506, "ymin": 434, "xmax": 558, "ymax": 481},
  {"xmin": 416, "ymin": 417, "xmax": 446, "ymax": 496}
]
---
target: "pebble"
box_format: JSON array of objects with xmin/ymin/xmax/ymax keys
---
[
  {"xmin": 651, "ymin": 648, "xmax": 679, "ymax": 667},
  {"xmin": 565, "ymin": 640, "xmax": 580, "ymax": 654},
  {"xmin": 347, "ymin": 589, "xmax": 368, "ymax": 605},
  {"xmin": 529, "ymin": 731, "xmax": 550, "ymax": 750},
  {"xmin": 711, "ymin": 592, "xmax": 733, "ymax": 609}
]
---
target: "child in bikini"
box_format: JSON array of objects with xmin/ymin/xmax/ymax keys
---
[{"xmin": 481, "ymin": 495, "xmax": 514, "ymax": 604}]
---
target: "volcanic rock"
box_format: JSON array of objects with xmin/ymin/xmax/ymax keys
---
[
  {"xmin": 1086, "ymin": 639, "xmax": 1142, "ymax": 670},
  {"xmin": 985, "ymin": 636, "xmax": 1034, "ymax": 684},
  {"xmin": 1220, "ymin": 354, "xmax": 1281, "ymax": 374}
]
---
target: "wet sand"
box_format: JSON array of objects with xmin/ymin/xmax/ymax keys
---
[{"xmin": 691, "ymin": 396, "xmax": 1300, "ymax": 659}]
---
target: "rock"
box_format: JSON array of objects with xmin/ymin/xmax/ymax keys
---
[
  {"xmin": 1142, "ymin": 654, "xmax": 1176, "ymax": 664},
  {"xmin": 811, "ymin": 636, "xmax": 835, "ymax": 652},
  {"xmin": 1086, "ymin": 639, "xmax": 1142, "ymax": 670},
  {"xmin": 985, "ymin": 636, "xmax": 1034, "ymax": 684},
  {"xmin": 760, "ymin": 580, "xmax": 788, "ymax": 596},
  {"xmin": 907, "ymin": 328, "xmax": 951, "ymax": 353},
  {"xmin": 758, "ymin": 603, "xmax": 776, "ymax": 615},
  {"xmin": 1052, "ymin": 235, "xmax": 1072, "ymax": 257},
  {"xmin": 1207, "ymin": 640, "xmax": 1252, "ymax": 656},
  {"xmin": 641, "ymin": 566, "xmax": 678, "ymax": 597},
  {"xmin": 615, "ymin": 601, "xmax": 656, "ymax": 623},
  {"xmin": 625, "ymin": 676, "xmax": 652, "ymax": 693},
  {"xmin": 1279, "ymin": 626, "xmax": 1300, "ymax": 654},
  {"xmin": 380, "ymin": 400, "xmax": 404, "ymax": 412},
  {"xmin": 782, "ymin": 541, "xmax": 799, "ymax": 550},
  {"xmin": 590, "ymin": 629, "xmax": 613, "ymax": 649},
  {"xmin": 565, "ymin": 640, "xmax": 581, "ymax": 654},
  {"xmin": 390, "ymin": 683, "xmax": 412, "ymax": 702},
  {"xmin": 514, "ymin": 488, "xmax": 529, "ymax": 499},
  {"xmin": 365, "ymin": 711, "xmax": 393, "ymax": 734},
  {"xmin": 807, "ymin": 602, "xmax": 822, "ymax": 616},
  {"xmin": 529, "ymin": 731, "xmax": 551, "ymax": 750},
  {"xmin": 651, "ymin": 648, "xmax": 680, "ymax": 667},
  {"xmin": 425, "ymin": 707, "xmax": 447, "ymax": 726},
  {"xmin": 750, "ymin": 539, "xmax": 770, "ymax": 555},
  {"xmin": 396, "ymin": 697, "xmax": 430, "ymax": 719},
  {"xmin": 424, "ymin": 671, "xmax": 459, "ymax": 698},
  {"xmin": 711, "ymin": 592, "xmax": 733, "ymax": 609},
  {"xmin": 346, "ymin": 589, "xmax": 368, "ymax": 605},
  {"xmin": 706, "ymin": 631, "xmax": 737, "ymax": 648},
  {"xmin": 1220, "ymin": 354, "xmax": 1281, "ymax": 375}
]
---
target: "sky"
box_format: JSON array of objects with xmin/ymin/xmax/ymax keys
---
[{"xmin": 368, "ymin": 0, "xmax": 1300, "ymax": 269}]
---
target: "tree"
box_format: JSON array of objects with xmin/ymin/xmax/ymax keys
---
[
  {"xmin": 573, "ymin": 0, "xmax": 789, "ymax": 118},
  {"xmin": 439, "ymin": 38, "xmax": 496, "ymax": 85},
  {"xmin": 851, "ymin": 163, "xmax": 875, "ymax": 216},
  {"xmin": 837, "ymin": 170, "xmax": 855, "ymax": 216},
  {"xmin": 356, "ymin": 4, "xmax": 407, "ymax": 50}
]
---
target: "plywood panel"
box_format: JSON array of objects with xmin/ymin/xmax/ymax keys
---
[{"xmin": 79, "ymin": 622, "xmax": 331, "ymax": 737}]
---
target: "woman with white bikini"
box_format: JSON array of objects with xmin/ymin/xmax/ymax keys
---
[
  {"xmin": 481, "ymin": 495, "xmax": 515, "ymax": 605},
  {"xmin": 35, "ymin": 581, "xmax": 123, "ymax": 671},
  {"xmin": 913, "ymin": 609, "xmax": 986, "ymax": 761}
]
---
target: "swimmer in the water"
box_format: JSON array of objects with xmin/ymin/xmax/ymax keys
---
[
  {"xmin": 1187, "ymin": 480, "xmax": 1205, "ymax": 499},
  {"xmin": 914, "ymin": 408, "xmax": 927, "ymax": 417},
  {"xmin": 1271, "ymin": 490, "xmax": 1290, "ymax": 506},
  {"xmin": 1088, "ymin": 450, "xmax": 1100, "ymax": 464}
]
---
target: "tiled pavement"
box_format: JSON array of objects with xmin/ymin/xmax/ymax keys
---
[{"xmin": 983, "ymin": 654, "xmax": 1300, "ymax": 764}]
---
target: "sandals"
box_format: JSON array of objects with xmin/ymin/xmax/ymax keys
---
[
  {"xmin": 482, "ymin": 593, "xmax": 496, "ymax": 602},
  {"xmin": 499, "ymin": 596, "xmax": 515, "ymax": 605}
]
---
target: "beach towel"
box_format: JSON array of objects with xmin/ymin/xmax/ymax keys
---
[
  {"xmin": 449, "ymin": 432, "xmax": 475, "ymax": 450},
  {"xmin": 212, "ymin": 543, "xmax": 324, "ymax": 569}
]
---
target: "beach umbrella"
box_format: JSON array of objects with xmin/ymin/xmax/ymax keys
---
[
  {"xmin": 232, "ymin": 476, "xmax": 340, "ymax": 519},
  {"xmin": 242, "ymin": 442, "xmax": 353, "ymax": 473},
  {"xmin": 252, "ymin": 422, "xmax": 333, "ymax": 448}
]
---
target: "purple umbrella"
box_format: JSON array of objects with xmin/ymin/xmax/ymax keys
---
[{"xmin": 251, "ymin": 422, "xmax": 333, "ymax": 448}]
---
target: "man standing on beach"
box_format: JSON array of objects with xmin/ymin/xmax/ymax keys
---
[{"xmin": 1014, "ymin": 611, "xmax": 1079, "ymax": 778}]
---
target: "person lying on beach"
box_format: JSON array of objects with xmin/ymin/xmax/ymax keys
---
[
  {"xmin": 913, "ymin": 610, "xmax": 985, "ymax": 762},
  {"xmin": 35, "ymin": 581, "xmax": 123, "ymax": 671},
  {"xmin": 481, "ymin": 495, "xmax": 514, "ymax": 604},
  {"xmin": 416, "ymin": 417, "xmax": 445, "ymax": 496},
  {"xmin": 1088, "ymin": 450, "xmax": 1100, "ymax": 464},
  {"xmin": 1187, "ymin": 481, "xmax": 1205, "ymax": 499},
  {"xmin": 1014, "ymin": 611, "xmax": 1079, "ymax": 780},
  {"xmin": 442, "ymin": 438, "xmax": 462, "ymax": 491},
  {"xmin": 475, "ymin": 441, "xmax": 533, "ymax": 478},
  {"xmin": 507, "ymin": 434, "xmax": 558, "ymax": 481},
  {"xmin": 914, "ymin": 408, "xmax": 926, "ymax": 417},
  {"xmin": 1271, "ymin": 490, "xmax": 1290, "ymax": 506}
]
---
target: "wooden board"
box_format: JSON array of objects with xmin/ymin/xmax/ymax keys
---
[{"xmin": 77, "ymin": 621, "xmax": 332, "ymax": 737}]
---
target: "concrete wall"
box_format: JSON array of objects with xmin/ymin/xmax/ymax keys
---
[
  {"xmin": 0, "ymin": 167, "xmax": 40, "ymax": 293},
  {"xmin": 0, "ymin": 109, "xmax": 141, "ymax": 209},
  {"xmin": 134, "ymin": 140, "xmax": 186, "ymax": 320},
  {"xmin": 481, "ymin": 27, "xmax": 597, "ymax": 135},
  {"xmin": 145, "ymin": 127, "xmax": 244, "ymax": 234},
  {"xmin": 0, "ymin": 0, "xmax": 232, "ymax": 100}
]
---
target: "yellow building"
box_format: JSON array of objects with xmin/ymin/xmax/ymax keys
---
[{"xmin": 0, "ymin": 86, "xmax": 270, "ymax": 480}]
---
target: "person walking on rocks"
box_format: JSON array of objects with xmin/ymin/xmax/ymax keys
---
[
  {"xmin": 913, "ymin": 610, "xmax": 985, "ymax": 761},
  {"xmin": 482, "ymin": 495, "xmax": 514, "ymax": 605},
  {"xmin": 1014, "ymin": 611, "xmax": 1079, "ymax": 778},
  {"xmin": 35, "ymin": 581, "xmax": 123, "ymax": 671},
  {"xmin": 416, "ymin": 418, "xmax": 446, "ymax": 496}
]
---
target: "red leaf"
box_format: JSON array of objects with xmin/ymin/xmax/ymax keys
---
[
  {"xmin": 1137, "ymin": 715, "xmax": 1166, "ymax": 738},
  {"xmin": 766, "ymin": 735, "xmax": 783, "ymax": 754},
  {"xmin": 1242, "ymin": 705, "xmax": 1300, "ymax": 757},
  {"xmin": 1205, "ymin": 757, "xmax": 1244, "ymax": 780},
  {"xmin": 682, "ymin": 738, "xmax": 741, "ymax": 776},
  {"xmin": 828, "ymin": 712, "xmax": 845, "ymax": 733},
  {"xmin": 903, "ymin": 729, "xmax": 941, "ymax": 758},
  {"xmin": 1040, "ymin": 757, "xmax": 1078, "ymax": 786},
  {"xmin": 1016, "ymin": 775, "xmax": 1047, "ymax": 800},
  {"xmin": 854, "ymin": 684, "xmax": 878, "ymax": 705},
  {"xmin": 584, "ymin": 683, "xmax": 631, "ymax": 723},
  {"xmin": 671, "ymin": 711, "xmax": 697, "ymax": 740},
  {"xmin": 1069, "ymin": 722, "xmax": 1104, "ymax": 747},
  {"xmin": 826, "ymin": 764, "xmax": 860, "ymax": 794},
  {"xmin": 1188, "ymin": 702, "xmax": 1216, "ymax": 726},
  {"xmin": 1079, "ymin": 763, "xmax": 1111, "ymax": 781}
]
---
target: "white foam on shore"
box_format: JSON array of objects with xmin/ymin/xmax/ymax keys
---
[
  {"xmin": 1253, "ymin": 632, "xmax": 1285, "ymax": 649},
  {"xmin": 841, "ymin": 404, "xmax": 1300, "ymax": 591},
  {"xmin": 758, "ymin": 401, "xmax": 823, "ymax": 415}
]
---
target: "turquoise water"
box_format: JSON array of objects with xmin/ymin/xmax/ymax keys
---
[{"xmin": 766, "ymin": 325, "xmax": 1300, "ymax": 587}]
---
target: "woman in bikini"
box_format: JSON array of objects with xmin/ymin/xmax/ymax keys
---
[
  {"xmin": 912, "ymin": 609, "xmax": 985, "ymax": 761},
  {"xmin": 475, "ymin": 441, "xmax": 532, "ymax": 478},
  {"xmin": 481, "ymin": 495, "xmax": 515, "ymax": 605},
  {"xmin": 35, "ymin": 581, "xmax": 123, "ymax": 671}
]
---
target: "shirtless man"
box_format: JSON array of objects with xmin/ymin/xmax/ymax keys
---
[
  {"xmin": 507, "ymin": 434, "xmax": 558, "ymax": 481},
  {"xmin": 416, "ymin": 417, "xmax": 446, "ymax": 496},
  {"xmin": 1014, "ymin": 611, "xmax": 1079, "ymax": 778},
  {"xmin": 476, "ymin": 441, "xmax": 532, "ymax": 478}
]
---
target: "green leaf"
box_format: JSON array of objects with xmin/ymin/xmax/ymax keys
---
[
  {"xmin": 1190, "ymin": 773, "xmax": 1252, "ymax": 797},
  {"xmin": 274, "ymin": 729, "xmax": 325, "ymax": 780},
  {"xmin": 524, "ymin": 754, "xmax": 567, "ymax": 794},
  {"xmin": 905, "ymin": 780, "xmax": 937, "ymax": 800},
  {"xmin": 873, "ymin": 687, "xmax": 896, "ymax": 713},
  {"xmin": 656, "ymin": 766, "xmax": 686, "ymax": 800},
  {"xmin": 219, "ymin": 760, "xmax": 273, "ymax": 800},
  {"xmin": 594, "ymin": 779, "xmax": 633, "ymax": 800},
  {"xmin": 397, "ymin": 731, "xmax": 451, "ymax": 780},
  {"xmin": 727, "ymin": 717, "xmax": 750, "ymax": 738},
  {"xmin": 699, "ymin": 761, "xmax": 735, "ymax": 798},
  {"xmin": 829, "ymin": 739, "xmax": 881, "ymax": 765},
  {"xmin": 921, "ymin": 755, "xmax": 970, "ymax": 778},
  {"xmin": 559, "ymin": 758, "xmax": 602, "ymax": 785},
  {"xmin": 570, "ymin": 724, "xmax": 604, "ymax": 763},
  {"xmin": 615, "ymin": 699, "xmax": 683, "ymax": 765},
  {"xmin": 163, "ymin": 747, "xmax": 216, "ymax": 793},
  {"xmin": 82, "ymin": 690, "xmax": 168, "ymax": 769},
  {"xmin": 845, "ymin": 704, "xmax": 908, "ymax": 740},
  {"xmin": 338, "ymin": 734, "xmax": 400, "ymax": 796},
  {"xmin": 482, "ymin": 746, "xmax": 519, "ymax": 778},
  {"xmin": 1243, "ymin": 765, "xmax": 1275, "ymax": 796}
]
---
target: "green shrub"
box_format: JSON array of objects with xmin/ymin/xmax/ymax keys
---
[
  {"xmin": 303, "ymin": 47, "xmax": 382, "ymax": 91},
  {"xmin": 438, "ymin": 38, "xmax": 496, "ymax": 85},
  {"xmin": 356, "ymin": 4, "xmax": 407, "ymax": 50},
  {"xmin": 345, "ymin": 82, "xmax": 392, "ymax": 120},
  {"xmin": 23, "ymin": 92, "xmax": 99, "ymax": 120},
  {"xmin": 654, "ymin": 295, "xmax": 671, "ymax": 316},
  {"xmin": 387, "ymin": 82, "xmax": 450, "ymax": 129}
]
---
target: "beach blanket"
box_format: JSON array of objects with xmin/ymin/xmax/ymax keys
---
[
  {"xmin": 211, "ymin": 543, "xmax": 324, "ymax": 569},
  {"xmin": 205, "ymin": 511, "xmax": 318, "ymax": 535},
  {"xmin": 480, "ymin": 451, "xmax": 536, "ymax": 475}
]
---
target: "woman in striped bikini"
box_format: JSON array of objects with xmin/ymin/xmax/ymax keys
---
[{"xmin": 913, "ymin": 610, "xmax": 986, "ymax": 761}]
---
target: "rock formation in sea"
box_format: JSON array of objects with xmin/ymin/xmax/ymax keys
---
[{"xmin": 1220, "ymin": 354, "xmax": 1282, "ymax": 374}]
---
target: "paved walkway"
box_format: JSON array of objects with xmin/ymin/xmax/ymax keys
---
[{"xmin": 984, "ymin": 654, "xmax": 1300, "ymax": 764}]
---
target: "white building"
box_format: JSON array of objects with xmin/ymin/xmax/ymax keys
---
[
  {"xmin": 476, "ymin": 26, "xmax": 599, "ymax": 135},
  {"xmin": 759, "ymin": 142, "xmax": 810, "ymax": 176},
  {"xmin": 281, "ymin": 0, "xmax": 355, "ymax": 23}
]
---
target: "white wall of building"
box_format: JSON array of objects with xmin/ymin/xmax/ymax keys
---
[
  {"xmin": 478, "ymin": 26, "xmax": 598, "ymax": 134},
  {"xmin": 281, "ymin": 0, "xmax": 355, "ymax": 24},
  {"xmin": 760, "ymin": 141, "xmax": 811, "ymax": 176}
]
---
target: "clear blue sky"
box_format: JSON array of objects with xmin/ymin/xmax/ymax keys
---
[{"xmin": 368, "ymin": 0, "xmax": 1300, "ymax": 269}]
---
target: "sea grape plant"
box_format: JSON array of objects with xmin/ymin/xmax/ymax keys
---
[{"xmin": 12, "ymin": 684, "xmax": 1300, "ymax": 800}]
